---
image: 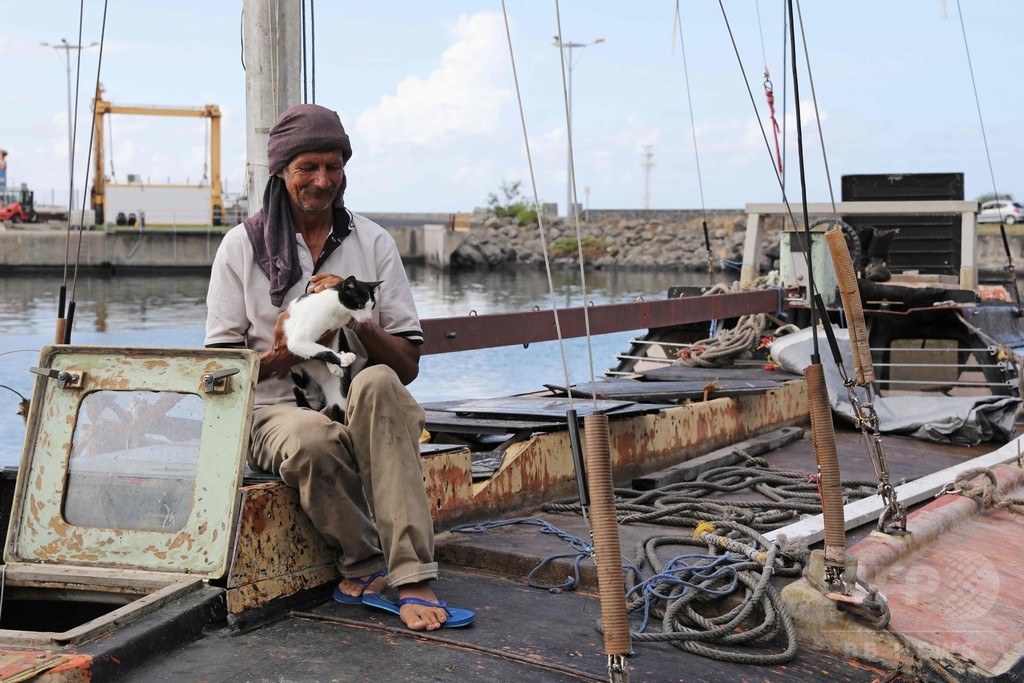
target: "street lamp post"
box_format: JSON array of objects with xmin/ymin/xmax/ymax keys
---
[
  {"xmin": 553, "ymin": 36, "xmax": 604, "ymax": 218},
  {"xmin": 40, "ymin": 39, "xmax": 98, "ymax": 213}
]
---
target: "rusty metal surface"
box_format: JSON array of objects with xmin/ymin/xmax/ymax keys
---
[
  {"xmin": 426, "ymin": 382, "xmax": 808, "ymax": 523},
  {"xmin": 420, "ymin": 290, "xmax": 781, "ymax": 355},
  {"xmin": 7, "ymin": 346, "xmax": 257, "ymax": 578},
  {"xmin": 227, "ymin": 483, "xmax": 337, "ymax": 593},
  {"xmin": 225, "ymin": 566, "xmax": 338, "ymax": 615},
  {"xmin": 420, "ymin": 447, "xmax": 475, "ymax": 527}
]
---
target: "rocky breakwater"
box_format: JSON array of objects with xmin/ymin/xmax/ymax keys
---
[{"xmin": 449, "ymin": 214, "xmax": 783, "ymax": 272}]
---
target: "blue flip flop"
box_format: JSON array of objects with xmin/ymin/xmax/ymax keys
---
[
  {"xmin": 361, "ymin": 592, "xmax": 475, "ymax": 628},
  {"xmin": 332, "ymin": 569, "xmax": 388, "ymax": 605}
]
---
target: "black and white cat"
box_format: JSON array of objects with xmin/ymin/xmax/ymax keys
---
[{"xmin": 284, "ymin": 276, "xmax": 381, "ymax": 422}]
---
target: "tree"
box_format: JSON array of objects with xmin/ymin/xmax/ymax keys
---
[{"xmin": 486, "ymin": 180, "xmax": 538, "ymax": 226}]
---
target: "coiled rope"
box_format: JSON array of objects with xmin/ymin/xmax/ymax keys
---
[
  {"xmin": 452, "ymin": 514, "xmax": 804, "ymax": 665},
  {"xmin": 674, "ymin": 276, "xmax": 783, "ymax": 368},
  {"xmin": 544, "ymin": 452, "xmax": 877, "ymax": 534},
  {"xmin": 456, "ymin": 456, "xmax": 879, "ymax": 665},
  {"xmin": 617, "ymin": 524, "xmax": 800, "ymax": 664}
]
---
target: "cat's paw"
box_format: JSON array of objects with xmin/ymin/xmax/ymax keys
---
[
  {"xmin": 326, "ymin": 363, "xmax": 345, "ymax": 377},
  {"xmin": 338, "ymin": 352, "xmax": 357, "ymax": 367}
]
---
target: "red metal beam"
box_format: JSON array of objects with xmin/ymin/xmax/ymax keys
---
[{"xmin": 420, "ymin": 289, "xmax": 781, "ymax": 355}]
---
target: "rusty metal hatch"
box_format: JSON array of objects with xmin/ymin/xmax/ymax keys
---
[{"xmin": 1, "ymin": 345, "xmax": 258, "ymax": 647}]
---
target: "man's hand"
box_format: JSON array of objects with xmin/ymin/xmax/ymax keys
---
[
  {"xmin": 258, "ymin": 310, "xmax": 300, "ymax": 379},
  {"xmin": 306, "ymin": 273, "xmax": 344, "ymax": 293}
]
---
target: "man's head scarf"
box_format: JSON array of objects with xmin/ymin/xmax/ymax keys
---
[{"xmin": 244, "ymin": 104, "xmax": 353, "ymax": 307}]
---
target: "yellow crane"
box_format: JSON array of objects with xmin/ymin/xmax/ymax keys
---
[{"xmin": 91, "ymin": 86, "xmax": 224, "ymax": 225}]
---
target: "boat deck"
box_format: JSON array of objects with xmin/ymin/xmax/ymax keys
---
[{"xmin": 121, "ymin": 425, "xmax": 1008, "ymax": 682}]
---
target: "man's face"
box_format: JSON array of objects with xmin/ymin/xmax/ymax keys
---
[{"xmin": 281, "ymin": 151, "xmax": 344, "ymax": 214}]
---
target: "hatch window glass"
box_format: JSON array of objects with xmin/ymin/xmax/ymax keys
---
[{"xmin": 63, "ymin": 390, "xmax": 203, "ymax": 532}]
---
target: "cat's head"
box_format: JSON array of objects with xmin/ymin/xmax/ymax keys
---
[{"xmin": 335, "ymin": 276, "xmax": 382, "ymax": 320}]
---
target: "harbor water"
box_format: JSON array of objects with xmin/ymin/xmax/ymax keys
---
[{"xmin": 0, "ymin": 265, "xmax": 727, "ymax": 466}]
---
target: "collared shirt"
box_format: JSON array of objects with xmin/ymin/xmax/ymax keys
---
[{"xmin": 205, "ymin": 211, "xmax": 423, "ymax": 407}]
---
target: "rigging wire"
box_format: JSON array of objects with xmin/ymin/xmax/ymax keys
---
[
  {"xmin": 956, "ymin": 0, "xmax": 1002, "ymax": 211},
  {"xmin": 794, "ymin": 0, "xmax": 837, "ymax": 215},
  {"xmin": 239, "ymin": 7, "xmax": 246, "ymax": 70},
  {"xmin": 554, "ymin": 0, "xmax": 600, "ymax": 414},
  {"xmin": 955, "ymin": 0, "xmax": 1021, "ymax": 311},
  {"xmin": 300, "ymin": 1, "xmax": 318, "ymax": 104},
  {"xmin": 311, "ymin": 0, "xmax": 316, "ymax": 103},
  {"xmin": 60, "ymin": 0, "xmax": 92, "ymax": 311},
  {"xmin": 755, "ymin": 0, "xmax": 783, "ymax": 177},
  {"xmin": 672, "ymin": 1, "xmax": 714, "ymax": 288},
  {"xmin": 300, "ymin": 0, "xmax": 307, "ymax": 103},
  {"xmin": 497, "ymin": 1, "xmax": 576, "ymax": 411},
  {"xmin": 786, "ymin": 0, "xmax": 817, "ymax": 360},
  {"xmin": 779, "ymin": 2, "xmax": 788, "ymax": 195},
  {"xmin": 754, "ymin": 0, "xmax": 769, "ymax": 70},
  {"xmin": 715, "ymin": 1, "xmax": 801, "ymax": 238},
  {"xmin": 66, "ymin": 0, "xmax": 110, "ymax": 340}
]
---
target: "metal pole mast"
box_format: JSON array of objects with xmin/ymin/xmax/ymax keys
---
[
  {"xmin": 243, "ymin": 0, "xmax": 302, "ymax": 213},
  {"xmin": 41, "ymin": 39, "xmax": 97, "ymax": 211},
  {"xmin": 553, "ymin": 37, "xmax": 604, "ymax": 218},
  {"xmin": 641, "ymin": 144, "xmax": 654, "ymax": 209}
]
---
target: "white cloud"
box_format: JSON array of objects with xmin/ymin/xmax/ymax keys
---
[{"xmin": 355, "ymin": 12, "xmax": 513, "ymax": 151}]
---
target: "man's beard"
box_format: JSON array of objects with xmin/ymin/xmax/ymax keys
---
[{"xmin": 296, "ymin": 187, "xmax": 339, "ymax": 213}]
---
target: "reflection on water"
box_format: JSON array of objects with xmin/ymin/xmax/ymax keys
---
[{"xmin": 0, "ymin": 266, "xmax": 726, "ymax": 464}]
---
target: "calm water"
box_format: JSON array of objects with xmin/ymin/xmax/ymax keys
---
[{"xmin": 0, "ymin": 266, "xmax": 725, "ymax": 465}]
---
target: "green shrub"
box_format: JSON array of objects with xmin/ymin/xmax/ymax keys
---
[
  {"xmin": 549, "ymin": 236, "xmax": 609, "ymax": 260},
  {"xmin": 487, "ymin": 180, "xmax": 538, "ymax": 225}
]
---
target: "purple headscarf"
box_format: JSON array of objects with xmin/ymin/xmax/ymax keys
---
[{"xmin": 243, "ymin": 104, "xmax": 353, "ymax": 307}]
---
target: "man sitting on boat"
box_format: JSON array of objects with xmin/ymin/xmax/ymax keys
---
[{"xmin": 204, "ymin": 103, "xmax": 472, "ymax": 631}]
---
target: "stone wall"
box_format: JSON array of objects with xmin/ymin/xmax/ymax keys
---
[{"xmin": 449, "ymin": 213, "xmax": 786, "ymax": 272}]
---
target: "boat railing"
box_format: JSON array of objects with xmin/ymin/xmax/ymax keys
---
[
  {"xmin": 419, "ymin": 289, "xmax": 782, "ymax": 356},
  {"xmin": 740, "ymin": 200, "xmax": 981, "ymax": 290}
]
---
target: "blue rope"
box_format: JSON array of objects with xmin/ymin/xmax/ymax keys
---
[
  {"xmin": 626, "ymin": 552, "xmax": 746, "ymax": 633},
  {"xmin": 719, "ymin": 257, "xmax": 743, "ymax": 271},
  {"xmin": 451, "ymin": 517, "xmax": 594, "ymax": 592}
]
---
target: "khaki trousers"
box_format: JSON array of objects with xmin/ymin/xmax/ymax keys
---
[{"xmin": 248, "ymin": 365, "xmax": 437, "ymax": 587}]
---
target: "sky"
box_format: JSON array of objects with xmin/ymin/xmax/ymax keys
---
[{"xmin": 2, "ymin": 1, "xmax": 1022, "ymax": 215}]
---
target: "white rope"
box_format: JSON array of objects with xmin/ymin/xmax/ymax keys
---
[{"xmin": 498, "ymin": 1, "xmax": 575, "ymax": 408}]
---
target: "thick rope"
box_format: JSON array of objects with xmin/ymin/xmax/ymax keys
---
[
  {"xmin": 673, "ymin": 277, "xmax": 780, "ymax": 368},
  {"xmin": 613, "ymin": 523, "xmax": 800, "ymax": 664},
  {"xmin": 539, "ymin": 455, "xmax": 881, "ymax": 664},
  {"xmin": 457, "ymin": 454, "xmax": 883, "ymax": 665},
  {"xmin": 544, "ymin": 465, "xmax": 876, "ymax": 533},
  {"xmin": 950, "ymin": 467, "xmax": 1024, "ymax": 516}
]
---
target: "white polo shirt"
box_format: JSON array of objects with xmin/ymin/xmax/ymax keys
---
[{"xmin": 205, "ymin": 211, "xmax": 422, "ymax": 407}]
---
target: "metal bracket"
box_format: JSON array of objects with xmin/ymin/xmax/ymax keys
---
[
  {"xmin": 30, "ymin": 367, "xmax": 84, "ymax": 390},
  {"xmin": 202, "ymin": 368, "xmax": 239, "ymax": 394}
]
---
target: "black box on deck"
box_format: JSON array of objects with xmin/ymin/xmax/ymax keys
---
[{"xmin": 841, "ymin": 173, "xmax": 964, "ymax": 276}]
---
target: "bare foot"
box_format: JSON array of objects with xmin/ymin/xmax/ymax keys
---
[
  {"xmin": 337, "ymin": 571, "xmax": 387, "ymax": 601},
  {"xmin": 397, "ymin": 581, "xmax": 448, "ymax": 631}
]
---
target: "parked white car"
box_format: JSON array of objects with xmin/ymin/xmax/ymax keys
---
[{"xmin": 978, "ymin": 199, "xmax": 1024, "ymax": 224}]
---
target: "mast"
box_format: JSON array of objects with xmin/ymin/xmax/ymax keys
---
[{"xmin": 242, "ymin": 0, "xmax": 302, "ymax": 211}]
